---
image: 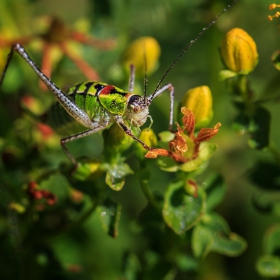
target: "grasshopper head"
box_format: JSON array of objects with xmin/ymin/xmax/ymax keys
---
[{"xmin": 126, "ymin": 95, "xmax": 149, "ymax": 127}]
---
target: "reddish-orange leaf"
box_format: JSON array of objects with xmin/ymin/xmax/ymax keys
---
[
  {"xmin": 145, "ymin": 148, "xmax": 169, "ymax": 158},
  {"xmin": 195, "ymin": 122, "xmax": 221, "ymax": 143},
  {"xmin": 169, "ymin": 123, "xmax": 188, "ymax": 153},
  {"xmin": 181, "ymin": 107, "xmax": 195, "ymax": 136}
]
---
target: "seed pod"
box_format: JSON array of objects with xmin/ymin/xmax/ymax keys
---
[
  {"xmin": 181, "ymin": 86, "xmax": 213, "ymax": 128},
  {"xmin": 122, "ymin": 37, "xmax": 161, "ymax": 77},
  {"xmin": 220, "ymin": 28, "xmax": 258, "ymax": 74}
]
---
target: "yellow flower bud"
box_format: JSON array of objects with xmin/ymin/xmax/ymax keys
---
[
  {"xmin": 181, "ymin": 86, "xmax": 213, "ymax": 128},
  {"xmin": 139, "ymin": 128, "xmax": 158, "ymax": 147},
  {"xmin": 220, "ymin": 28, "xmax": 258, "ymax": 74},
  {"xmin": 122, "ymin": 37, "xmax": 161, "ymax": 77},
  {"xmin": 135, "ymin": 128, "xmax": 157, "ymax": 159}
]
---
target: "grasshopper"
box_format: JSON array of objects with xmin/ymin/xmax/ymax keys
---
[{"xmin": 0, "ymin": 2, "xmax": 236, "ymax": 166}]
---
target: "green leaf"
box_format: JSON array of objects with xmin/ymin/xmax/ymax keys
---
[
  {"xmin": 211, "ymin": 232, "xmax": 247, "ymax": 257},
  {"xmin": 192, "ymin": 223, "xmax": 213, "ymax": 258},
  {"xmin": 252, "ymin": 191, "xmax": 280, "ymax": 216},
  {"xmin": 103, "ymin": 162, "xmax": 134, "ymax": 191},
  {"xmin": 206, "ymin": 213, "xmax": 246, "ymax": 256},
  {"xmin": 163, "ymin": 181, "xmax": 206, "ymax": 235},
  {"xmin": 71, "ymin": 161, "xmax": 102, "ymax": 181},
  {"xmin": 256, "ymin": 255, "xmax": 280, "ymax": 277},
  {"xmin": 192, "ymin": 213, "xmax": 247, "ymax": 258},
  {"xmin": 203, "ymin": 175, "xmax": 227, "ymax": 211},
  {"xmin": 248, "ymin": 107, "xmax": 271, "ymax": 150},
  {"xmin": 97, "ymin": 198, "xmax": 122, "ymax": 238},
  {"xmin": 263, "ymin": 224, "xmax": 280, "ymax": 255}
]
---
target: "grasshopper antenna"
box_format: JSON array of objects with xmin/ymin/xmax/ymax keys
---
[
  {"xmin": 143, "ymin": 42, "xmax": 148, "ymax": 104},
  {"xmin": 151, "ymin": 0, "xmax": 238, "ymax": 99}
]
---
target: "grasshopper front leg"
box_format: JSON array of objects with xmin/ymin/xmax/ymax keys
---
[{"xmin": 114, "ymin": 115, "xmax": 152, "ymax": 151}]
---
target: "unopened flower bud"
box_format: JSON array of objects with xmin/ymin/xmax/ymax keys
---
[
  {"xmin": 220, "ymin": 28, "xmax": 258, "ymax": 74},
  {"xmin": 122, "ymin": 37, "xmax": 161, "ymax": 77},
  {"xmin": 181, "ymin": 86, "xmax": 213, "ymax": 128},
  {"xmin": 135, "ymin": 128, "xmax": 157, "ymax": 158}
]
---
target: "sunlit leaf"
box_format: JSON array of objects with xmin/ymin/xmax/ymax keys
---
[
  {"xmin": 163, "ymin": 180, "xmax": 206, "ymax": 235},
  {"xmin": 103, "ymin": 162, "xmax": 134, "ymax": 191},
  {"xmin": 194, "ymin": 213, "xmax": 247, "ymax": 257}
]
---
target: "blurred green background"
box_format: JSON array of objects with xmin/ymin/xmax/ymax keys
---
[{"xmin": 0, "ymin": 0, "xmax": 280, "ymax": 279}]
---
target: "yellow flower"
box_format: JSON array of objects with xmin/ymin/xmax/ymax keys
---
[
  {"xmin": 122, "ymin": 37, "xmax": 161, "ymax": 77},
  {"xmin": 220, "ymin": 28, "xmax": 258, "ymax": 74},
  {"xmin": 181, "ymin": 86, "xmax": 213, "ymax": 128}
]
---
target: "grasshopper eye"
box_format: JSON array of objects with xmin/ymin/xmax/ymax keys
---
[
  {"xmin": 128, "ymin": 95, "xmax": 142, "ymax": 112},
  {"xmin": 128, "ymin": 95, "xmax": 141, "ymax": 104}
]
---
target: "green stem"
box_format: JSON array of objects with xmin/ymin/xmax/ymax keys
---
[
  {"xmin": 140, "ymin": 179, "xmax": 161, "ymax": 212},
  {"xmin": 238, "ymin": 75, "xmax": 253, "ymax": 114}
]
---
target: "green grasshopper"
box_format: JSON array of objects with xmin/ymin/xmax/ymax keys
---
[{"xmin": 0, "ymin": 2, "xmax": 236, "ymax": 166}]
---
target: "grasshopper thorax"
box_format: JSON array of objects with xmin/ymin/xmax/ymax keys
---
[{"xmin": 126, "ymin": 95, "xmax": 149, "ymax": 127}]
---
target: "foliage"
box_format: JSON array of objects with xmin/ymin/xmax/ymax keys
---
[{"xmin": 0, "ymin": 0, "xmax": 280, "ymax": 279}]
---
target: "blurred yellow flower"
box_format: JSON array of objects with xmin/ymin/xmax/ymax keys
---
[{"xmin": 122, "ymin": 37, "xmax": 161, "ymax": 77}]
